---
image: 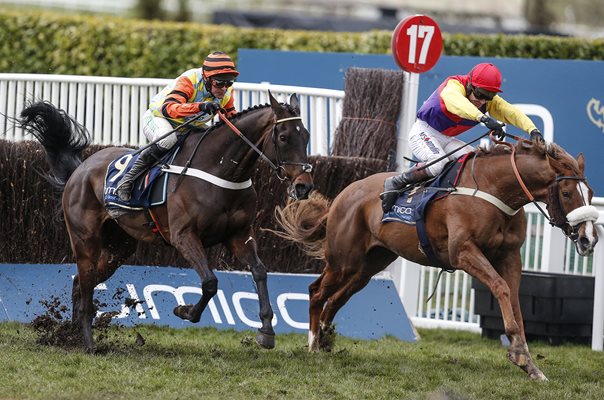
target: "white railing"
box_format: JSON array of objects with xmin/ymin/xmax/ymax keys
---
[
  {"xmin": 1, "ymin": 73, "xmax": 602, "ymax": 349},
  {"xmin": 0, "ymin": 73, "xmax": 344, "ymax": 155}
]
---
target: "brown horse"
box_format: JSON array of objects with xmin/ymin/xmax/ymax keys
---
[
  {"xmin": 275, "ymin": 137, "xmax": 598, "ymax": 380},
  {"xmin": 20, "ymin": 92, "xmax": 313, "ymax": 352}
]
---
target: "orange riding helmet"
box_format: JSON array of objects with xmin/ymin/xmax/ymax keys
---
[
  {"xmin": 469, "ymin": 63, "xmax": 503, "ymax": 93},
  {"xmin": 202, "ymin": 51, "xmax": 239, "ymax": 80}
]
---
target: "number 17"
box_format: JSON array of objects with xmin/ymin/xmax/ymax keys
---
[{"xmin": 406, "ymin": 24, "xmax": 435, "ymax": 65}]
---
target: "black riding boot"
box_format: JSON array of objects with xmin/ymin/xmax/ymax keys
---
[
  {"xmin": 381, "ymin": 163, "xmax": 431, "ymax": 212},
  {"xmin": 116, "ymin": 144, "xmax": 165, "ymax": 201}
]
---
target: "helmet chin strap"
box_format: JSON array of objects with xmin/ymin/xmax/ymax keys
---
[{"xmin": 204, "ymin": 79, "xmax": 215, "ymax": 97}]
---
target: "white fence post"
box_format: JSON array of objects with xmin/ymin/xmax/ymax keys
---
[{"xmin": 592, "ymin": 224, "xmax": 604, "ymax": 351}]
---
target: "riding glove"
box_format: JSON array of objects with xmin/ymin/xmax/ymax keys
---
[
  {"xmin": 530, "ymin": 128, "xmax": 544, "ymax": 143},
  {"xmin": 198, "ymin": 101, "xmax": 220, "ymax": 114},
  {"xmin": 480, "ymin": 115, "xmax": 505, "ymax": 140}
]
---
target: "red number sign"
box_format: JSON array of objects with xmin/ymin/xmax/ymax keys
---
[{"xmin": 391, "ymin": 15, "xmax": 442, "ymax": 73}]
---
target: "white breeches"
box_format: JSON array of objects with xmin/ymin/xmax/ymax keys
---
[
  {"xmin": 142, "ymin": 109, "xmax": 178, "ymax": 150},
  {"xmin": 407, "ymin": 119, "xmax": 475, "ymax": 176}
]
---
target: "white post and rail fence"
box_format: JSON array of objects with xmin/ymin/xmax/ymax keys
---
[{"xmin": 1, "ymin": 72, "xmax": 603, "ymax": 350}]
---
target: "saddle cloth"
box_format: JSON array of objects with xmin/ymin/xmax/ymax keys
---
[
  {"xmin": 382, "ymin": 153, "xmax": 471, "ymax": 225},
  {"xmin": 103, "ymin": 147, "xmax": 179, "ymax": 211}
]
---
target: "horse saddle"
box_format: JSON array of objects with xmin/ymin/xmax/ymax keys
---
[
  {"xmin": 103, "ymin": 147, "xmax": 180, "ymax": 211},
  {"xmin": 382, "ymin": 153, "xmax": 472, "ymax": 225}
]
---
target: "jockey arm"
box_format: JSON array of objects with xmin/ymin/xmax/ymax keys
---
[
  {"xmin": 222, "ymin": 95, "xmax": 237, "ymax": 118},
  {"xmin": 160, "ymin": 76, "xmax": 204, "ymax": 119},
  {"xmin": 441, "ymin": 79, "xmax": 537, "ymax": 134},
  {"xmin": 487, "ymin": 97, "xmax": 537, "ymax": 134}
]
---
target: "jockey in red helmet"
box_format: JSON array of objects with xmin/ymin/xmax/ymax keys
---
[
  {"xmin": 117, "ymin": 51, "xmax": 239, "ymax": 201},
  {"xmin": 381, "ymin": 62, "xmax": 544, "ymax": 213}
]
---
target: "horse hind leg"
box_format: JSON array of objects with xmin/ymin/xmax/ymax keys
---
[
  {"xmin": 71, "ymin": 222, "xmax": 137, "ymax": 352},
  {"xmin": 308, "ymin": 265, "xmax": 372, "ymax": 352},
  {"xmin": 308, "ymin": 270, "xmax": 328, "ymax": 352}
]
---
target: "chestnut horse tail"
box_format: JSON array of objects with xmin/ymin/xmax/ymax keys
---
[
  {"xmin": 19, "ymin": 101, "xmax": 90, "ymax": 188},
  {"xmin": 272, "ymin": 191, "xmax": 330, "ymax": 259}
]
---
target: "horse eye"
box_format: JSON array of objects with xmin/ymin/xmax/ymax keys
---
[
  {"xmin": 279, "ymin": 134, "xmax": 287, "ymax": 142},
  {"xmin": 562, "ymin": 191, "xmax": 570, "ymax": 198}
]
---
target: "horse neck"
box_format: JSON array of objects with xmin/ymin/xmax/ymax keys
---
[
  {"xmin": 185, "ymin": 109, "xmax": 273, "ymax": 181},
  {"xmin": 469, "ymin": 152, "xmax": 554, "ymax": 209}
]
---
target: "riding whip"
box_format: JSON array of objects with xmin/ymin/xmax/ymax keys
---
[
  {"xmin": 416, "ymin": 130, "xmax": 493, "ymax": 171},
  {"xmin": 131, "ymin": 111, "xmax": 209, "ymax": 156}
]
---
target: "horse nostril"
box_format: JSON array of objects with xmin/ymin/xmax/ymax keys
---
[
  {"xmin": 295, "ymin": 183, "xmax": 313, "ymax": 200},
  {"xmin": 579, "ymin": 236, "xmax": 592, "ymax": 248}
]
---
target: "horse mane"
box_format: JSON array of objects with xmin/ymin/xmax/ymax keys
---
[
  {"xmin": 474, "ymin": 140, "xmax": 582, "ymax": 175},
  {"xmin": 195, "ymin": 102, "xmax": 299, "ymax": 136}
]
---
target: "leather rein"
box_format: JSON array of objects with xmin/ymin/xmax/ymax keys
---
[
  {"xmin": 491, "ymin": 132, "xmax": 597, "ymax": 242},
  {"xmin": 218, "ymin": 111, "xmax": 312, "ymax": 181}
]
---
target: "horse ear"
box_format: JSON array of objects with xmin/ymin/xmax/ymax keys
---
[
  {"xmin": 289, "ymin": 93, "xmax": 300, "ymax": 114},
  {"xmin": 577, "ymin": 153, "xmax": 585, "ymax": 173},
  {"xmin": 268, "ymin": 90, "xmax": 280, "ymax": 112}
]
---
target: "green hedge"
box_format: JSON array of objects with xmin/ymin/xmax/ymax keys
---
[{"xmin": 1, "ymin": 9, "xmax": 603, "ymax": 79}]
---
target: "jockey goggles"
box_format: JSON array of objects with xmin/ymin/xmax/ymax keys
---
[
  {"xmin": 211, "ymin": 78, "xmax": 235, "ymax": 88},
  {"xmin": 472, "ymin": 86, "xmax": 496, "ymax": 101}
]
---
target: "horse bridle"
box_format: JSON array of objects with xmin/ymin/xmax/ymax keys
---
[
  {"xmin": 218, "ymin": 112, "xmax": 313, "ymax": 181},
  {"xmin": 547, "ymin": 175, "xmax": 598, "ymax": 242},
  {"xmin": 494, "ymin": 132, "xmax": 598, "ymax": 242}
]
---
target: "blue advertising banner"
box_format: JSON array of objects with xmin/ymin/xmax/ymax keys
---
[
  {"xmin": 0, "ymin": 264, "xmax": 416, "ymax": 342},
  {"xmin": 239, "ymin": 49, "xmax": 604, "ymax": 195}
]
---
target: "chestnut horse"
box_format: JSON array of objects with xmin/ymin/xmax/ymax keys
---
[
  {"xmin": 20, "ymin": 92, "xmax": 313, "ymax": 352},
  {"xmin": 275, "ymin": 137, "xmax": 598, "ymax": 380}
]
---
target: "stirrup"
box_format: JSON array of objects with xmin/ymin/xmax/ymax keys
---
[{"xmin": 379, "ymin": 189, "xmax": 400, "ymax": 200}]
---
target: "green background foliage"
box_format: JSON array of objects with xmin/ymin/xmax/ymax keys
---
[{"xmin": 1, "ymin": 9, "xmax": 603, "ymax": 79}]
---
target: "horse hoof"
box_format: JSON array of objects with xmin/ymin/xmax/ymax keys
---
[
  {"xmin": 256, "ymin": 331, "xmax": 275, "ymax": 349},
  {"xmin": 173, "ymin": 305, "xmax": 191, "ymax": 320},
  {"xmin": 529, "ymin": 371, "xmax": 548, "ymax": 381}
]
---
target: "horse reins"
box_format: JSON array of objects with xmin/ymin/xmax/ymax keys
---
[
  {"xmin": 492, "ymin": 132, "xmax": 597, "ymax": 241},
  {"xmin": 493, "ymin": 133, "xmax": 551, "ymax": 219},
  {"xmin": 218, "ymin": 111, "xmax": 312, "ymax": 181}
]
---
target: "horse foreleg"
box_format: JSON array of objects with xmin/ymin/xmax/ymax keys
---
[
  {"xmin": 496, "ymin": 252, "xmax": 548, "ymax": 381},
  {"xmin": 455, "ymin": 241, "xmax": 545, "ymax": 380},
  {"xmin": 227, "ymin": 233, "xmax": 275, "ymax": 349},
  {"xmin": 171, "ymin": 232, "xmax": 217, "ymax": 324}
]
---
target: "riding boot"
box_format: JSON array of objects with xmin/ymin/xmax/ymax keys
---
[
  {"xmin": 381, "ymin": 163, "xmax": 431, "ymax": 212},
  {"xmin": 116, "ymin": 144, "xmax": 166, "ymax": 201}
]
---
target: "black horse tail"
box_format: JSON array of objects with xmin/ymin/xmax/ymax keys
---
[
  {"xmin": 19, "ymin": 101, "xmax": 91, "ymax": 188},
  {"xmin": 271, "ymin": 191, "xmax": 330, "ymax": 259}
]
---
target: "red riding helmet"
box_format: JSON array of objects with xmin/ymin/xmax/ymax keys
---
[
  {"xmin": 469, "ymin": 63, "xmax": 503, "ymax": 93},
  {"xmin": 202, "ymin": 51, "xmax": 239, "ymax": 80}
]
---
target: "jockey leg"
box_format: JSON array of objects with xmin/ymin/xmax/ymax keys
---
[
  {"xmin": 116, "ymin": 143, "xmax": 166, "ymax": 201},
  {"xmin": 381, "ymin": 119, "xmax": 463, "ymax": 213},
  {"xmin": 381, "ymin": 163, "xmax": 432, "ymax": 212},
  {"xmin": 116, "ymin": 111, "xmax": 177, "ymax": 201}
]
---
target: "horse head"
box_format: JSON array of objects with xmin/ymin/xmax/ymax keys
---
[
  {"xmin": 265, "ymin": 91, "xmax": 314, "ymax": 200},
  {"xmin": 544, "ymin": 144, "xmax": 599, "ymax": 255}
]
